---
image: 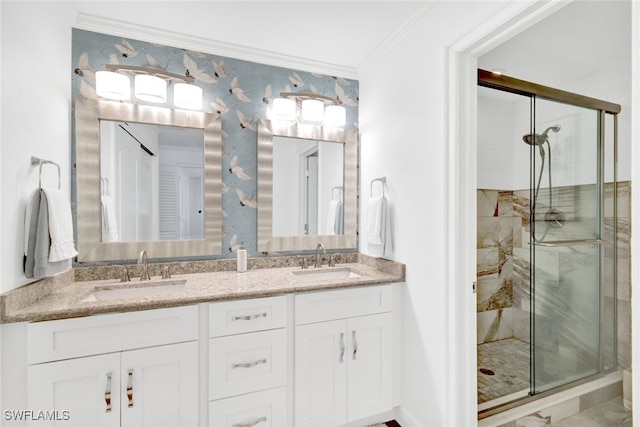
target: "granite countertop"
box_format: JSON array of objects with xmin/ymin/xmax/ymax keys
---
[{"xmin": 0, "ymin": 254, "xmax": 405, "ymax": 323}]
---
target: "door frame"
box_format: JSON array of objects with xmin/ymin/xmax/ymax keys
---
[{"xmin": 444, "ymin": 1, "xmax": 573, "ymax": 424}]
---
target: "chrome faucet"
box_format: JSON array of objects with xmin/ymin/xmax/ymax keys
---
[
  {"xmin": 314, "ymin": 243, "xmax": 326, "ymax": 268},
  {"xmin": 138, "ymin": 250, "xmax": 151, "ymax": 281}
]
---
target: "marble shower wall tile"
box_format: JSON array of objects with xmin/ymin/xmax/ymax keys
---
[
  {"xmin": 477, "ymin": 308, "xmax": 513, "ymax": 344},
  {"xmin": 478, "ymin": 189, "xmax": 499, "ymax": 217},
  {"xmin": 477, "ymin": 182, "xmax": 630, "ymax": 363}
]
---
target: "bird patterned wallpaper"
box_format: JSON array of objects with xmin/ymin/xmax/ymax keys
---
[{"xmin": 71, "ymin": 28, "xmax": 359, "ymax": 262}]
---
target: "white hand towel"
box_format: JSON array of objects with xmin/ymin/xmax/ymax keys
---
[
  {"xmin": 42, "ymin": 188, "xmax": 78, "ymax": 262},
  {"xmin": 366, "ymin": 196, "xmax": 384, "ymax": 245},
  {"xmin": 24, "ymin": 189, "xmax": 71, "ymax": 279},
  {"xmin": 101, "ymin": 195, "xmax": 119, "ymax": 242},
  {"xmin": 325, "ymin": 200, "xmax": 341, "ymax": 235},
  {"xmin": 367, "ymin": 195, "xmax": 393, "ymax": 257}
]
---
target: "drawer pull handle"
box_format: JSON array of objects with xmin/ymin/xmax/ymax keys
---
[
  {"xmin": 352, "ymin": 330, "xmax": 358, "ymax": 360},
  {"xmin": 339, "ymin": 333, "xmax": 345, "ymax": 363},
  {"xmin": 232, "ymin": 416, "xmax": 267, "ymax": 427},
  {"xmin": 232, "ymin": 313, "xmax": 268, "ymax": 321},
  {"xmin": 232, "ymin": 359, "xmax": 267, "ymax": 369},
  {"xmin": 105, "ymin": 372, "xmax": 112, "ymax": 413},
  {"xmin": 127, "ymin": 370, "xmax": 134, "ymax": 408}
]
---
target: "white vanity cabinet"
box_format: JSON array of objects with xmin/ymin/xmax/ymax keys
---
[
  {"xmin": 208, "ymin": 296, "xmax": 288, "ymax": 427},
  {"xmin": 26, "ymin": 306, "xmax": 199, "ymax": 427},
  {"xmin": 294, "ymin": 285, "xmax": 392, "ymax": 427}
]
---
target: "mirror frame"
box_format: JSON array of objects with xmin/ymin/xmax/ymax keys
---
[
  {"xmin": 257, "ymin": 119, "xmax": 358, "ymax": 252},
  {"xmin": 75, "ymin": 98, "xmax": 223, "ymax": 262}
]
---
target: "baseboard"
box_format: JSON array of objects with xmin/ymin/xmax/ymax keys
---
[{"xmin": 395, "ymin": 406, "xmax": 422, "ymax": 427}]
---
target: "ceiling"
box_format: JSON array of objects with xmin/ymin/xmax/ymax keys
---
[
  {"xmin": 478, "ymin": 0, "xmax": 631, "ymax": 96},
  {"xmin": 73, "ymin": 1, "xmax": 427, "ymax": 71},
  {"xmin": 73, "ymin": 1, "xmax": 631, "ymax": 91}
]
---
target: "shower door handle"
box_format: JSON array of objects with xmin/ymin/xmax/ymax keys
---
[{"xmin": 532, "ymin": 239, "xmax": 605, "ymax": 247}]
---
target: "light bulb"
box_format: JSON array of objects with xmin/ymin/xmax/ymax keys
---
[
  {"xmin": 95, "ymin": 71, "xmax": 131, "ymax": 101},
  {"xmin": 134, "ymin": 74, "xmax": 167, "ymax": 103},
  {"xmin": 174, "ymin": 83, "xmax": 202, "ymax": 110}
]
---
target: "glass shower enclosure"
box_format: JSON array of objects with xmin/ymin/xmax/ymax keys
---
[{"xmin": 478, "ymin": 69, "xmax": 620, "ymax": 407}]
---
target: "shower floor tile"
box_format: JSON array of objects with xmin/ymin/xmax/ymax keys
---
[{"xmin": 477, "ymin": 338, "xmax": 530, "ymax": 404}]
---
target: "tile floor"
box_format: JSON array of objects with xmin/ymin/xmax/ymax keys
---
[
  {"xmin": 477, "ymin": 338, "xmax": 530, "ymax": 404},
  {"xmin": 548, "ymin": 397, "xmax": 632, "ymax": 426}
]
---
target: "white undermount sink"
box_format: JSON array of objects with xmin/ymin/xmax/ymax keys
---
[
  {"xmin": 78, "ymin": 279, "xmax": 187, "ymax": 303},
  {"xmin": 292, "ymin": 267, "xmax": 361, "ymax": 282}
]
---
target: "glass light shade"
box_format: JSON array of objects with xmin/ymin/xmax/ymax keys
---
[
  {"xmin": 134, "ymin": 74, "xmax": 167, "ymax": 103},
  {"xmin": 95, "ymin": 71, "xmax": 131, "ymax": 101},
  {"xmin": 174, "ymin": 83, "xmax": 203, "ymax": 110},
  {"xmin": 301, "ymin": 99, "xmax": 324, "ymax": 123},
  {"xmin": 272, "ymin": 97, "xmax": 297, "ymax": 121},
  {"xmin": 324, "ymin": 105, "xmax": 346, "ymax": 127}
]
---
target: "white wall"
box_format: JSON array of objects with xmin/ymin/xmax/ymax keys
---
[
  {"xmin": 358, "ymin": 2, "xmax": 526, "ymax": 425},
  {"xmin": 1, "ymin": 2, "xmax": 77, "ymax": 293}
]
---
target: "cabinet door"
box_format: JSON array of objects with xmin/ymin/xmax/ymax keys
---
[
  {"xmin": 27, "ymin": 353, "xmax": 121, "ymax": 427},
  {"xmin": 121, "ymin": 341, "xmax": 198, "ymax": 427},
  {"xmin": 347, "ymin": 313, "xmax": 392, "ymax": 422},
  {"xmin": 295, "ymin": 320, "xmax": 347, "ymax": 427}
]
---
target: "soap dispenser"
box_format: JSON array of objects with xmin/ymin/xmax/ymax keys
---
[{"xmin": 237, "ymin": 241, "xmax": 247, "ymax": 273}]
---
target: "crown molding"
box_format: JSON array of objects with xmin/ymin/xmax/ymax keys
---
[
  {"xmin": 360, "ymin": 1, "xmax": 438, "ymax": 69},
  {"xmin": 73, "ymin": 12, "xmax": 358, "ymax": 80}
]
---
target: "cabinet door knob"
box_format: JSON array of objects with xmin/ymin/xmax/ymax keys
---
[
  {"xmin": 232, "ymin": 415, "xmax": 267, "ymax": 427},
  {"xmin": 339, "ymin": 332, "xmax": 345, "ymax": 363},
  {"xmin": 104, "ymin": 372, "xmax": 112, "ymax": 413},
  {"xmin": 127, "ymin": 369, "xmax": 134, "ymax": 408}
]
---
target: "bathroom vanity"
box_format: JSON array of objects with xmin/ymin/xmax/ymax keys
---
[{"xmin": 0, "ymin": 255, "xmax": 404, "ymax": 427}]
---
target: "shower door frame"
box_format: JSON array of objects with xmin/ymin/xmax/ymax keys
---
[{"xmin": 477, "ymin": 69, "xmax": 621, "ymax": 415}]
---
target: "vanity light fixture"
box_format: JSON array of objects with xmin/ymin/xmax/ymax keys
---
[
  {"xmin": 134, "ymin": 74, "xmax": 167, "ymax": 103},
  {"xmin": 95, "ymin": 70, "xmax": 131, "ymax": 101},
  {"xmin": 272, "ymin": 92, "xmax": 346, "ymax": 127},
  {"xmin": 271, "ymin": 97, "xmax": 297, "ymax": 121},
  {"xmin": 95, "ymin": 64, "xmax": 202, "ymax": 110},
  {"xmin": 174, "ymin": 83, "xmax": 203, "ymax": 110}
]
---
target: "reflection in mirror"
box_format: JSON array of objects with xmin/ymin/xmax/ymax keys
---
[
  {"xmin": 272, "ymin": 136, "xmax": 344, "ymax": 237},
  {"xmin": 75, "ymin": 98, "xmax": 223, "ymax": 262},
  {"xmin": 257, "ymin": 120, "xmax": 357, "ymax": 252},
  {"xmin": 100, "ymin": 121, "xmax": 205, "ymax": 242}
]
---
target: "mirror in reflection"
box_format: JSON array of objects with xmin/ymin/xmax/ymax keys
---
[
  {"xmin": 100, "ymin": 121, "xmax": 205, "ymax": 242},
  {"xmin": 272, "ymin": 136, "xmax": 344, "ymax": 237}
]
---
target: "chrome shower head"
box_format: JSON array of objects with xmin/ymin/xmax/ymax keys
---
[
  {"xmin": 522, "ymin": 124, "xmax": 561, "ymax": 146},
  {"xmin": 542, "ymin": 124, "xmax": 561, "ymax": 136},
  {"xmin": 522, "ymin": 133, "xmax": 546, "ymax": 146}
]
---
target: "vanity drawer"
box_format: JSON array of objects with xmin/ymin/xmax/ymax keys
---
[
  {"xmin": 295, "ymin": 284, "xmax": 391, "ymax": 325},
  {"xmin": 28, "ymin": 306, "xmax": 198, "ymax": 364},
  {"xmin": 209, "ymin": 329, "xmax": 287, "ymax": 400},
  {"xmin": 209, "ymin": 296, "xmax": 287, "ymax": 337},
  {"xmin": 209, "ymin": 387, "xmax": 286, "ymax": 427}
]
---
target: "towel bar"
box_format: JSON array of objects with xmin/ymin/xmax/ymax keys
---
[
  {"xmin": 332, "ymin": 186, "xmax": 343, "ymax": 201},
  {"xmin": 31, "ymin": 156, "xmax": 61, "ymax": 189},
  {"xmin": 370, "ymin": 176, "xmax": 386, "ymax": 197}
]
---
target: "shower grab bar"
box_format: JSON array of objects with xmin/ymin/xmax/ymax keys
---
[{"xmin": 532, "ymin": 239, "xmax": 605, "ymax": 247}]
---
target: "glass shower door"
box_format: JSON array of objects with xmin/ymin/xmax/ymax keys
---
[{"xmin": 530, "ymin": 98, "xmax": 604, "ymax": 394}]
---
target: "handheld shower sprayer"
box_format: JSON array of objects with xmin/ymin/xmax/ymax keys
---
[{"xmin": 521, "ymin": 124, "xmax": 565, "ymax": 241}]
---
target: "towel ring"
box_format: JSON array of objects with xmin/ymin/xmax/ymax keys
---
[
  {"xmin": 332, "ymin": 186, "xmax": 343, "ymax": 201},
  {"xmin": 370, "ymin": 177, "xmax": 386, "ymax": 197},
  {"xmin": 101, "ymin": 177, "xmax": 110, "ymax": 196},
  {"xmin": 31, "ymin": 156, "xmax": 60, "ymax": 189}
]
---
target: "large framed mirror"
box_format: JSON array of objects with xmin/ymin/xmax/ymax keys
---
[
  {"xmin": 257, "ymin": 119, "xmax": 357, "ymax": 252},
  {"xmin": 75, "ymin": 98, "xmax": 223, "ymax": 262}
]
